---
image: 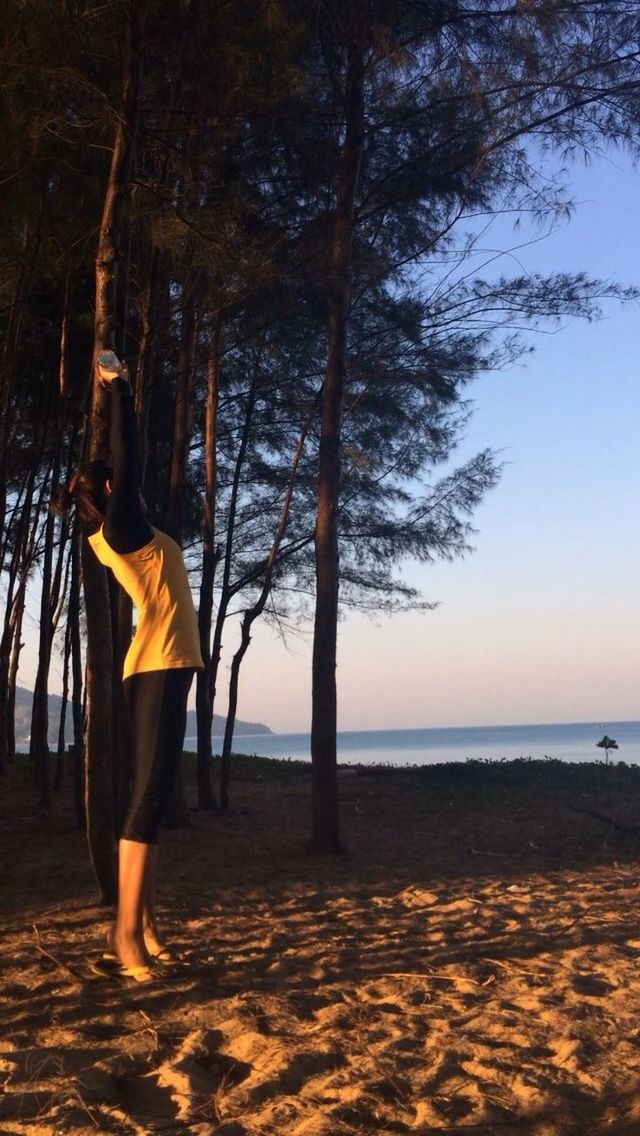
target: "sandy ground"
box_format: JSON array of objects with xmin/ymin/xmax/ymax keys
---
[{"xmin": 2, "ymin": 756, "xmax": 640, "ymax": 1136}]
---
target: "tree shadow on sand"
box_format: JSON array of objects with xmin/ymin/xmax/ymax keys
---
[{"xmin": 3, "ymin": 761, "xmax": 640, "ymax": 1134}]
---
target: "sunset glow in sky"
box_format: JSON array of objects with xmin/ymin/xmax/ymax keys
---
[{"xmin": 236, "ymin": 153, "xmax": 640, "ymax": 732}]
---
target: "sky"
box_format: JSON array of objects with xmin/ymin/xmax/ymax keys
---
[
  {"xmin": 19, "ymin": 151, "xmax": 640, "ymax": 734},
  {"xmin": 235, "ymin": 150, "xmax": 640, "ymax": 733}
]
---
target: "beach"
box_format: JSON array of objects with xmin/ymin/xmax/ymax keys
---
[{"xmin": 2, "ymin": 755, "xmax": 640, "ymax": 1135}]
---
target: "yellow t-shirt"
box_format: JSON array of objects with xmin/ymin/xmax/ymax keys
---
[{"xmin": 88, "ymin": 526, "xmax": 204, "ymax": 679}]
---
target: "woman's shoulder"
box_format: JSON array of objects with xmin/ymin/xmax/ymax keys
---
[
  {"xmin": 91, "ymin": 525, "xmax": 157, "ymax": 562},
  {"xmin": 87, "ymin": 525, "xmax": 108, "ymax": 560}
]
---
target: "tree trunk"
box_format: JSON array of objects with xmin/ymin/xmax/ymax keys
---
[
  {"xmin": 206, "ymin": 374, "xmax": 257, "ymax": 800},
  {"xmin": 162, "ymin": 287, "xmax": 197, "ymax": 829},
  {"xmin": 29, "ymin": 417, "xmax": 58, "ymax": 811},
  {"xmin": 0, "ymin": 208, "xmax": 44, "ymax": 576},
  {"xmin": 134, "ymin": 247, "xmax": 163, "ymax": 482},
  {"xmin": 220, "ymin": 392, "xmax": 320, "ymax": 810},
  {"xmin": 0, "ymin": 207, "xmax": 46, "ymax": 775},
  {"xmin": 0, "ymin": 441, "xmax": 49, "ymax": 774},
  {"xmin": 30, "ymin": 298, "xmax": 70, "ymax": 810},
  {"xmin": 6, "ymin": 593, "xmax": 25, "ymax": 769},
  {"xmin": 196, "ymin": 319, "xmax": 220, "ymax": 810},
  {"xmin": 85, "ymin": 0, "xmax": 146, "ymax": 902},
  {"xmin": 310, "ymin": 15, "xmax": 366, "ymax": 853},
  {"xmin": 54, "ymin": 586, "xmax": 72, "ymax": 791},
  {"xmin": 166, "ymin": 76, "xmax": 201, "ymax": 543},
  {"xmin": 82, "ymin": 535, "xmax": 116, "ymax": 901},
  {"xmin": 0, "ymin": 493, "xmax": 31, "ymax": 773},
  {"xmin": 111, "ymin": 578, "xmax": 133, "ymax": 831},
  {"xmin": 163, "ymin": 123, "xmax": 201, "ymax": 825},
  {"xmin": 166, "ymin": 280, "xmax": 198, "ymax": 543},
  {"xmin": 68, "ymin": 519, "xmax": 85, "ymax": 829}
]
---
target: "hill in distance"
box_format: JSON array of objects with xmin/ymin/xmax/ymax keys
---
[{"xmin": 14, "ymin": 686, "xmax": 272, "ymax": 746}]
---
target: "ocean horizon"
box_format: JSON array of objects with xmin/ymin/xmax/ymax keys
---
[{"xmin": 185, "ymin": 719, "xmax": 640, "ymax": 767}]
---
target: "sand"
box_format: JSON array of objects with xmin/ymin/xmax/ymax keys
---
[{"xmin": 2, "ymin": 756, "xmax": 640, "ymax": 1135}]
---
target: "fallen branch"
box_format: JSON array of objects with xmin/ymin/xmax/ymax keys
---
[
  {"xmin": 567, "ymin": 805, "xmax": 640, "ymax": 836},
  {"xmin": 410, "ymin": 1122, "xmax": 545, "ymax": 1132},
  {"xmin": 482, "ymin": 956, "xmax": 539, "ymax": 978},
  {"xmin": 382, "ymin": 971, "xmax": 479, "ymax": 985},
  {"xmin": 33, "ymin": 924, "xmax": 83, "ymax": 981}
]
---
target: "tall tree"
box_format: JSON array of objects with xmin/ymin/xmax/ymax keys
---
[
  {"xmin": 83, "ymin": 0, "xmax": 147, "ymax": 901},
  {"xmin": 300, "ymin": 0, "xmax": 640, "ymax": 851},
  {"xmin": 311, "ymin": 4, "xmax": 367, "ymax": 852}
]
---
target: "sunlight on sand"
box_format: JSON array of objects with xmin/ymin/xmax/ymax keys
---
[{"xmin": 2, "ymin": 761, "xmax": 640, "ymax": 1134}]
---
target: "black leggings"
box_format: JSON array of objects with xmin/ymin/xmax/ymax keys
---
[{"xmin": 121, "ymin": 668, "xmax": 194, "ymax": 844}]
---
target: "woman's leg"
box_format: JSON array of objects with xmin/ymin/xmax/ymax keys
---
[
  {"xmin": 141, "ymin": 843, "xmax": 162, "ymax": 952},
  {"xmin": 116, "ymin": 669, "xmax": 194, "ymax": 964},
  {"xmin": 111, "ymin": 838, "xmax": 155, "ymax": 968},
  {"xmin": 110, "ymin": 673, "xmax": 162, "ymax": 968}
]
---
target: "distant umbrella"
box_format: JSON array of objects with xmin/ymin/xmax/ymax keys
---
[{"xmin": 596, "ymin": 735, "xmax": 618, "ymax": 765}]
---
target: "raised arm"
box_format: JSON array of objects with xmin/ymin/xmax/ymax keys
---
[{"xmin": 101, "ymin": 368, "xmax": 153, "ymax": 554}]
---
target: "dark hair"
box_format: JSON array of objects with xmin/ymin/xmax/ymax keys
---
[{"xmin": 51, "ymin": 459, "xmax": 112, "ymax": 527}]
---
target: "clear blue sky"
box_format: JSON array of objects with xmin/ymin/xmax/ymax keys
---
[
  {"xmin": 235, "ymin": 150, "xmax": 639, "ymax": 732},
  {"xmin": 21, "ymin": 150, "xmax": 639, "ymax": 733}
]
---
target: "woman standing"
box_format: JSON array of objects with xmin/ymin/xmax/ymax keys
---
[{"xmin": 59, "ymin": 351, "xmax": 203, "ymax": 981}]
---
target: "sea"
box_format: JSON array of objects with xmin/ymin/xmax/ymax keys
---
[{"xmin": 186, "ymin": 720, "xmax": 640, "ymax": 767}]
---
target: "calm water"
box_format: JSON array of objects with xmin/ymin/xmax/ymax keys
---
[{"xmin": 186, "ymin": 720, "xmax": 640, "ymax": 766}]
